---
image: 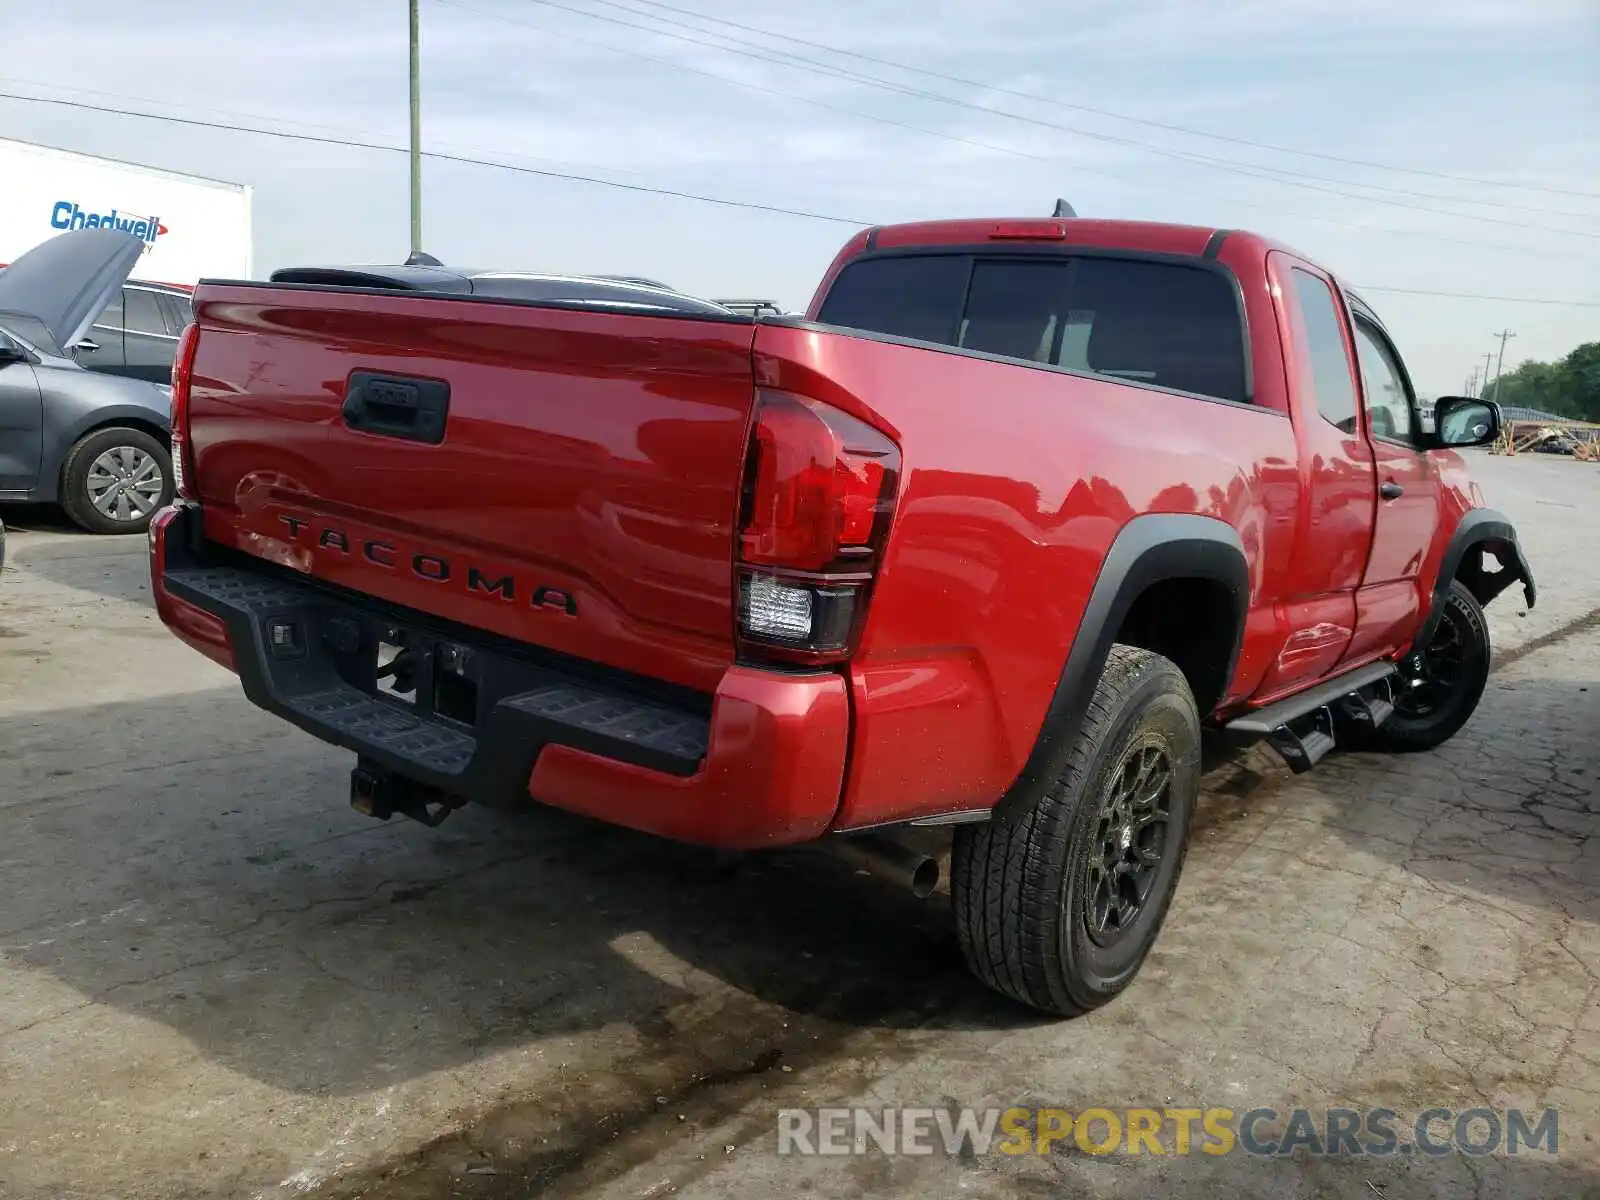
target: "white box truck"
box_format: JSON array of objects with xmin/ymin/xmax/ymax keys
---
[{"xmin": 0, "ymin": 137, "xmax": 252, "ymax": 284}]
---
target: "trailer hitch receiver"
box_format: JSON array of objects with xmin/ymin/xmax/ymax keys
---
[{"xmin": 350, "ymin": 760, "xmax": 462, "ymax": 827}]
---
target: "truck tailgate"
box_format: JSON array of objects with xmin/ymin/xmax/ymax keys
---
[{"xmin": 186, "ymin": 285, "xmax": 759, "ymax": 692}]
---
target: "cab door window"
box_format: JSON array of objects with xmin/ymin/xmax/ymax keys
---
[{"xmin": 1351, "ymin": 319, "xmax": 1416, "ymax": 443}]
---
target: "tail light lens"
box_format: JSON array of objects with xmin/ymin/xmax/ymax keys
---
[
  {"xmin": 169, "ymin": 321, "xmax": 200, "ymax": 502},
  {"xmin": 735, "ymin": 390, "xmax": 900, "ymax": 665}
]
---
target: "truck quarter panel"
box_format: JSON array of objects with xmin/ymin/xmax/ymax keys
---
[{"xmin": 751, "ymin": 322, "xmax": 1299, "ymax": 830}]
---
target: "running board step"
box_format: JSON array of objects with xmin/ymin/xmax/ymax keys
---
[
  {"xmin": 1267, "ymin": 712, "xmax": 1336, "ymax": 774},
  {"xmin": 1225, "ymin": 661, "xmax": 1400, "ymax": 775},
  {"xmin": 1225, "ymin": 662, "xmax": 1398, "ymax": 736},
  {"xmin": 1338, "ymin": 690, "xmax": 1395, "ymax": 732}
]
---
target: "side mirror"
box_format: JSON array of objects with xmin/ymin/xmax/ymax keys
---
[
  {"xmin": 1431, "ymin": 396, "xmax": 1500, "ymax": 448},
  {"xmin": 0, "ymin": 334, "xmax": 26, "ymax": 365}
]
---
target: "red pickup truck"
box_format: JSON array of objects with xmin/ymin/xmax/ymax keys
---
[{"xmin": 147, "ymin": 216, "xmax": 1533, "ymax": 1016}]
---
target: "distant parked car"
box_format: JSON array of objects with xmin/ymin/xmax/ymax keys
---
[
  {"xmin": 1532, "ymin": 428, "xmax": 1579, "ymax": 455},
  {"xmin": 77, "ymin": 280, "xmax": 193, "ymax": 385},
  {"xmin": 0, "ymin": 264, "xmax": 192, "ymax": 385},
  {"xmin": 0, "ymin": 228, "xmax": 175, "ymax": 534}
]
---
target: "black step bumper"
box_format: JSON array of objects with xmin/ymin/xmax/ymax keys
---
[{"xmin": 154, "ymin": 521, "xmax": 712, "ymax": 808}]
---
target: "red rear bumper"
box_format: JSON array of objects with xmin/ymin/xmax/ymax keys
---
[{"xmin": 149, "ymin": 505, "xmax": 849, "ymax": 848}]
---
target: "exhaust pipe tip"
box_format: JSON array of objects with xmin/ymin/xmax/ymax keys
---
[{"xmin": 822, "ymin": 833, "xmax": 941, "ymax": 898}]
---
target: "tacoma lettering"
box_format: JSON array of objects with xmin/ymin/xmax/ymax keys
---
[{"xmin": 275, "ymin": 516, "xmax": 574, "ymax": 612}]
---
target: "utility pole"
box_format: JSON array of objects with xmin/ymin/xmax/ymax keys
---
[
  {"xmin": 1465, "ymin": 367, "xmax": 1478, "ymax": 396},
  {"xmin": 1479, "ymin": 352, "xmax": 1493, "ymax": 397},
  {"xmin": 1489, "ymin": 329, "xmax": 1516, "ymax": 402},
  {"xmin": 409, "ymin": 0, "xmax": 423, "ymax": 258}
]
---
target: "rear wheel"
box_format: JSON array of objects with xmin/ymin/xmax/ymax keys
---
[
  {"xmin": 1370, "ymin": 580, "xmax": 1490, "ymax": 752},
  {"xmin": 60, "ymin": 426, "xmax": 173, "ymax": 535},
  {"xmin": 951, "ymin": 645, "xmax": 1201, "ymax": 1016}
]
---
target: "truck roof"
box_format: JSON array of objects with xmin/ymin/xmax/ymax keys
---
[
  {"xmin": 808, "ymin": 216, "xmax": 1357, "ymax": 323},
  {"xmin": 856, "ymin": 217, "xmax": 1266, "ymax": 258}
]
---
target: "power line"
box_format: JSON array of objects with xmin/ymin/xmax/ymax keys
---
[
  {"xmin": 5, "ymin": 89, "xmax": 1598, "ymax": 310},
  {"xmin": 0, "ymin": 76, "xmax": 668, "ymax": 180},
  {"xmin": 607, "ymin": 0, "xmax": 1600, "ymax": 204},
  {"xmin": 439, "ymin": 0, "xmax": 1588, "ymax": 260},
  {"xmin": 595, "ymin": 0, "xmax": 1597, "ymax": 221},
  {"xmin": 570, "ymin": 0, "xmax": 1600, "ymax": 234},
  {"xmin": 1354, "ymin": 287, "xmax": 1599, "ymax": 307},
  {"xmin": 0, "ymin": 90, "xmax": 870, "ymax": 226},
  {"xmin": 431, "ymin": 1, "xmax": 1110, "ymax": 179},
  {"xmin": 518, "ymin": 0, "xmax": 1600, "ymax": 238}
]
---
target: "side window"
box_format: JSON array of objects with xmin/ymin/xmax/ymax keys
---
[
  {"xmin": 159, "ymin": 293, "xmax": 193, "ymax": 332},
  {"xmin": 124, "ymin": 289, "xmax": 169, "ymax": 337},
  {"xmin": 960, "ymin": 256, "xmax": 1248, "ymax": 402},
  {"xmin": 1351, "ymin": 319, "xmax": 1415, "ymax": 442},
  {"xmin": 814, "ymin": 255, "xmax": 969, "ymax": 345},
  {"xmin": 93, "ymin": 289, "xmax": 125, "ymax": 332},
  {"xmin": 1288, "ymin": 269, "xmax": 1358, "ymax": 433},
  {"xmin": 1068, "ymin": 257, "xmax": 1247, "ymax": 403}
]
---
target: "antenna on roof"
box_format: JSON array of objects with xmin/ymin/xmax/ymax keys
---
[
  {"xmin": 1051, "ymin": 198, "xmax": 1078, "ymax": 218},
  {"xmin": 404, "ymin": 249, "xmax": 443, "ymax": 267}
]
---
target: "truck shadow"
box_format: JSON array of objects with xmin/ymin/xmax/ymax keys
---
[
  {"xmin": 1316, "ymin": 670, "xmax": 1598, "ymax": 926},
  {"xmin": 2, "ymin": 667, "xmax": 1593, "ymax": 1107},
  {"xmin": 1, "ymin": 683, "xmax": 1014, "ymax": 1105},
  {"xmin": 0, "ymin": 508, "xmax": 153, "ymax": 606}
]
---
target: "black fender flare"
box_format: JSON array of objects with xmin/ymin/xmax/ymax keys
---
[
  {"xmin": 998, "ymin": 513, "xmax": 1249, "ymax": 816},
  {"xmin": 1421, "ymin": 507, "xmax": 1536, "ymax": 644}
]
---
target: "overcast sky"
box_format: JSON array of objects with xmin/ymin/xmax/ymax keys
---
[{"xmin": 4, "ymin": 0, "xmax": 1596, "ymax": 394}]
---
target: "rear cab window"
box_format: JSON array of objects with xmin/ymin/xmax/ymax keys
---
[
  {"xmin": 816, "ymin": 252, "xmax": 1249, "ymax": 405},
  {"xmin": 812, "ymin": 255, "xmax": 969, "ymax": 345}
]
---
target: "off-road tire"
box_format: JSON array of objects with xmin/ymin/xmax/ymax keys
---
[
  {"xmin": 1369, "ymin": 580, "xmax": 1490, "ymax": 752},
  {"xmin": 951, "ymin": 645, "xmax": 1201, "ymax": 1016},
  {"xmin": 60, "ymin": 426, "xmax": 174, "ymax": 535}
]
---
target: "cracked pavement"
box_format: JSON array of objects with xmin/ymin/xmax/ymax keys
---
[{"xmin": 0, "ymin": 451, "xmax": 1595, "ymax": 1199}]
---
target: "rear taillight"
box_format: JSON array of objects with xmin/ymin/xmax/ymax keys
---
[
  {"xmin": 169, "ymin": 321, "xmax": 200, "ymax": 502},
  {"xmin": 735, "ymin": 390, "xmax": 900, "ymax": 665}
]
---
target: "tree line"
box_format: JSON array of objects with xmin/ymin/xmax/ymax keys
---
[{"xmin": 1486, "ymin": 341, "xmax": 1599, "ymax": 422}]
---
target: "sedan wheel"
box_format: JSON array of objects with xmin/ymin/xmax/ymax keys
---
[
  {"xmin": 61, "ymin": 426, "xmax": 175, "ymax": 535},
  {"xmin": 87, "ymin": 445, "xmax": 166, "ymax": 525}
]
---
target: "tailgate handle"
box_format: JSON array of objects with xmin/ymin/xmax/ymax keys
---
[{"xmin": 342, "ymin": 373, "xmax": 450, "ymax": 444}]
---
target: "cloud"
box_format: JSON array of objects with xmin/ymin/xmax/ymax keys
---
[{"xmin": 4, "ymin": 0, "xmax": 1596, "ymax": 390}]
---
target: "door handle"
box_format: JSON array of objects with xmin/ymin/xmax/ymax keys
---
[{"xmin": 1380, "ymin": 481, "xmax": 1404, "ymax": 500}]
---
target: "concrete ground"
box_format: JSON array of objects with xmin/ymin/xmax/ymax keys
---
[{"xmin": 0, "ymin": 451, "xmax": 1595, "ymax": 1199}]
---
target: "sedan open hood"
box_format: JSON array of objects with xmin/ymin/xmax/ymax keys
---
[{"xmin": 0, "ymin": 228, "xmax": 144, "ymax": 356}]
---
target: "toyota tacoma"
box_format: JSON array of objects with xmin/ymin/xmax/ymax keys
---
[{"xmin": 148, "ymin": 215, "xmax": 1534, "ymax": 1015}]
